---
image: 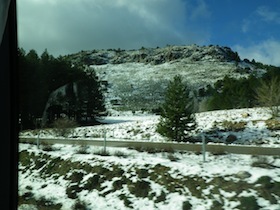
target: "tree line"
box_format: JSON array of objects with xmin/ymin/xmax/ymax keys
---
[
  {"xmin": 18, "ymin": 49, "xmax": 106, "ymax": 129},
  {"xmin": 204, "ymin": 64, "xmax": 280, "ymax": 111}
]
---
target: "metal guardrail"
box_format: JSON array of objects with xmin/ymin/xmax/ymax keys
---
[{"xmin": 19, "ymin": 137, "xmax": 280, "ymax": 156}]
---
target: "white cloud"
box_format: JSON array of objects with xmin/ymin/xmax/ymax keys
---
[
  {"xmin": 190, "ymin": 0, "xmax": 211, "ymax": 20},
  {"xmin": 256, "ymin": 6, "xmax": 280, "ymax": 24},
  {"xmin": 241, "ymin": 19, "xmax": 251, "ymax": 33},
  {"xmin": 17, "ymin": 0, "xmax": 210, "ymax": 56},
  {"xmin": 234, "ymin": 39, "xmax": 280, "ymax": 66},
  {"xmin": 241, "ymin": 6, "xmax": 280, "ymax": 34}
]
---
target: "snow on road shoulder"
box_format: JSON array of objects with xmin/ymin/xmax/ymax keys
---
[{"xmin": 19, "ymin": 107, "xmax": 280, "ymax": 147}]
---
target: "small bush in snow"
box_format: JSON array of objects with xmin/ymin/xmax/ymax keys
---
[
  {"xmin": 182, "ymin": 200, "xmax": 192, "ymax": 210},
  {"xmin": 94, "ymin": 149, "xmax": 110, "ymax": 156},
  {"xmin": 251, "ymin": 156, "xmax": 276, "ymax": 169},
  {"xmin": 167, "ymin": 154, "xmax": 179, "ymax": 162},
  {"xmin": 73, "ymin": 199, "xmax": 88, "ymax": 210},
  {"xmin": 237, "ymin": 196, "xmax": 260, "ymax": 210},
  {"xmin": 52, "ymin": 118, "xmax": 78, "ymax": 137},
  {"xmin": 76, "ymin": 144, "xmax": 89, "ymax": 154},
  {"xmin": 113, "ymin": 151, "xmax": 128, "ymax": 158},
  {"xmin": 40, "ymin": 142, "xmax": 54, "ymax": 152},
  {"xmin": 36, "ymin": 196, "xmax": 62, "ymax": 209},
  {"xmin": 128, "ymin": 180, "xmax": 151, "ymax": 197}
]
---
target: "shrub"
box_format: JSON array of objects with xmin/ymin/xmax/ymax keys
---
[
  {"xmin": 21, "ymin": 192, "xmax": 34, "ymax": 201},
  {"xmin": 113, "ymin": 179, "xmax": 126, "ymax": 191},
  {"xmin": 94, "ymin": 149, "xmax": 110, "ymax": 156},
  {"xmin": 112, "ymin": 150, "xmax": 128, "ymax": 158},
  {"xmin": 83, "ymin": 175, "xmax": 101, "ymax": 191},
  {"xmin": 136, "ymin": 168, "xmax": 149, "ymax": 178},
  {"xmin": 155, "ymin": 191, "xmax": 166, "ymax": 203},
  {"xmin": 66, "ymin": 171, "xmax": 85, "ymax": 183},
  {"xmin": 167, "ymin": 154, "xmax": 179, "ymax": 161},
  {"xmin": 182, "ymin": 201, "xmax": 192, "ymax": 210},
  {"xmin": 128, "ymin": 180, "xmax": 151, "ymax": 197},
  {"xmin": 119, "ymin": 194, "xmax": 133, "ymax": 208},
  {"xmin": 251, "ymin": 156, "xmax": 276, "ymax": 169},
  {"xmin": 256, "ymin": 176, "xmax": 274, "ymax": 189},
  {"xmin": 40, "ymin": 142, "xmax": 54, "ymax": 151},
  {"xmin": 66, "ymin": 184, "xmax": 82, "ymax": 199},
  {"xmin": 73, "ymin": 199, "xmax": 88, "ymax": 210},
  {"xmin": 52, "ymin": 118, "xmax": 78, "ymax": 137},
  {"xmin": 36, "ymin": 196, "xmax": 62, "ymax": 209},
  {"xmin": 76, "ymin": 144, "xmax": 89, "ymax": 154},
  {"xmin": 237, "ymin": 196, "xmax": 260, "ymax": 210}
]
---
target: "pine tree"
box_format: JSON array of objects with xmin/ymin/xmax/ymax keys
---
[
  {"xmin": 157, "ymin": 75, "xmax": 196, "ymax": 142},
  {"xmin": 76, "ymin": 71, "xmax": 106, "ymax": 123}
]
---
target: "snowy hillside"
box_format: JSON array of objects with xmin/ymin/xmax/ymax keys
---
[{"xmin": 65, "ymin": 45, "xmax": 266, "ymax": 112}]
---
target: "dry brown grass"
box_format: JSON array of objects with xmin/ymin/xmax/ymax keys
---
[
  {"xmin": 221, "ymin": 120, "xmax": 247, "ymax": 131},
  {"xmin": 265, "ymin": 119, "xmax": 280, "ymax": 130}
]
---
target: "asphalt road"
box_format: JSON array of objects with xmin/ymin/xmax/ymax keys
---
[{"xmin": 19, "ymin": 137, "xmax": 280, "ymax": 156}]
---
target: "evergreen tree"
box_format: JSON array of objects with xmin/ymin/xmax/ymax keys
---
[
  {"xmin": 207, "ymin": 76, "xmax": 259, "ymax": 110},
  {"xmin": 75, "ymin": 71, "xmax": 106, "ymax": 123},
  {"xmin": 18, "ymin": 48, "xmax": 106, "ymax": 128},
  {"xmin": 157, "ymin": 75, "xmax": 196, "ymax": 142}
]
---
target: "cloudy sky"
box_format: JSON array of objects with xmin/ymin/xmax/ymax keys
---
[{"xmin": 17, "ymin": 0, "xmax": 280, "ymax": 66}]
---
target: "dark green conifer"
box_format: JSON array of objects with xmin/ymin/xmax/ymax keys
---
[{"xmin": 157, "ymin": 75, "xmax": 196, "ymax": 142}]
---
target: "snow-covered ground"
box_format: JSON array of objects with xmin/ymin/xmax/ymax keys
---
[
  {"xmin": 20, "ymin": 107, "xmax": 280, "ymax": 147},
  {"xmin": 18, "ymin": 142, "xmax": 280, "ymax": 210},
  {"xmin": 18, "ymin": 107, "xmax": 280, "ymax": 209}
]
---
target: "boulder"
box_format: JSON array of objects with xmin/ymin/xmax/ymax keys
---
[{"xmin": 225, "ymin": 134, "xmax": 237, "ymax": 144}]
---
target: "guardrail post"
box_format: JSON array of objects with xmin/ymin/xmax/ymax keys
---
[
  {"xmin": 103, "ymin": 130, "xmax": 107, "ymax": 153},
  {"xmin": 202, "ymin": 134, "xmax": 206, "ymax": 162},
  {"xmin": 36, "ymin": 130, "xmax": 40, "ymax": 149}
]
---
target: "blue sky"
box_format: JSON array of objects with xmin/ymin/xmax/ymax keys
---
[{"xmin": 17, "ymin": 0, "xmax": 280, "ymax": 66}]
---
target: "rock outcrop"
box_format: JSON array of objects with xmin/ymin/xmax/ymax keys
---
[{"xmin": 68, "ymin": 45, "xmax": 241, "ymax": 66}]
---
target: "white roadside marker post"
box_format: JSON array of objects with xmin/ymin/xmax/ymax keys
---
[
  {"xmin": 202, "ymin": 134, "xmax": 206, "ymax": 162},
  {"xmin": 36, "ymin": 118, "xmax": 42, "ymax": 149},
  {"xmin": 37, "ymin": 130, "xmax": 40, "ymax": 149},
  {"xmin": 103, "ymin": 130, "xmax": 107, "ymax": 154}
]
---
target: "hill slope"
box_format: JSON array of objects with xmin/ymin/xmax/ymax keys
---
[{"xmin": 65, "ymin": 45, "xmax": 266, "ymax": 112}]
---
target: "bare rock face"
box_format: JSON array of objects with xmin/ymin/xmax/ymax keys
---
[{"xmin": 68, "ymin": 45, "xmax": 242, "ymax": 66}]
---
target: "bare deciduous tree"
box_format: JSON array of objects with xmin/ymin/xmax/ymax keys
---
[{"xmin": 255, "ymin": 77, "xmax": 280, "ymax": 118}]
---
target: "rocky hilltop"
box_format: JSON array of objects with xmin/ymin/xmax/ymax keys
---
[
  {"xmin": 68, "ymin": 44, "xmax": 241, "ymax": 65},
  {"xmin": 65, "ymin": 45, "xmax": 265, "ymax": 113}
]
